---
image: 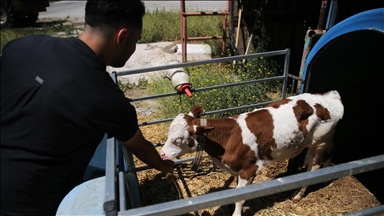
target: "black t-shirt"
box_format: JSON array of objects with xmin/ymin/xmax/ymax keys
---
[{"xmin": 1, "ymin": 35, "xmax": 139, "ymax": 215}]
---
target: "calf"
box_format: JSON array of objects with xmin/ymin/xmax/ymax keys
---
[{"xmin": 160, "ymin": 90, "xmax": 344, "ymax": 216}]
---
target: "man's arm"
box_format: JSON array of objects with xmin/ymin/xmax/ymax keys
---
[{"xmin": 118, "ymin": 129, "xmax": 174, "ymax": 173}]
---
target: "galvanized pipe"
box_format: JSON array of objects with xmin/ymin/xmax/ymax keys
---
[
  {"xmin": 182, "ymin": 11, "xmax": 230, "ymax": 16},
  {"xmin": 282, "ymin": 48, "xmax": 290, "ymax": 98},
  {"xmin": 346, "ymin": 204, "xmax": 384, "ymax": 216},
  {"xmin": 115, "ymin": 49, "xmax": 290, "ymax": 76},
  {"xmin": 118, "ymin": 172, "xmax": 127, "ymax": 211},
  {"xmin": 296, "ymin": 0, "xmax": 330, "ymax": 94},
  {"xmin": 296, "ymin": 29, "xmax": 326, "ymax": 94},
  {"xmin": 118, "ymin": 154, "xmax": 384, "ymax": 216},
  {"xmin": 137, "ymin": 100, "xmax": 279, "ymax": 127},
  {"xmin": 104, "ymin": 137, "xmax": 117, "ymax": 215},
  {"xmin": 326, "ymin": 0, "xmax": 338, "ymax": 29},
  {"xmin": 180, "ymin": 0, "xmax": 187, "ymax": 62},
  {"xmin": 317, "ymin": 0, "xmax": 329, "ymax": 31},
  {"xmin": 187, "ymin": 36, "xmax": 224, "ymax": 40}
]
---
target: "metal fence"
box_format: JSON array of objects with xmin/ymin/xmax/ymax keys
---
[
  {"xmin": 103, "ymin": 49, "xmax": 384, "ymax": 216},
  {"xmin": 118, "ymin": 154, "xmax": 384, "ymax": 216}
]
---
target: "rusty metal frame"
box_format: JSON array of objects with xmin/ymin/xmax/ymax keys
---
[
  {"xmin": 180, "ymin": 0, "xmax": 231, "ymax": 62},
  {"xmin": 296, "ymin": 0, "xmax": 329, "ymax": 94}
]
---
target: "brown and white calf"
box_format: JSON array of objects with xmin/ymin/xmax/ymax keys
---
[{"xmin": 160, "ymin": 90, "xmax": 344, "ymax": 216}]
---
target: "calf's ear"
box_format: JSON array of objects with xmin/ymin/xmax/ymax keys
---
[
  {"xmin": 188, "ymin": 105, "xmax": 203, "ymax": 118},
  {"xmin": 196, "ymin": 126, "xmax": 215, "ymax": 135}
]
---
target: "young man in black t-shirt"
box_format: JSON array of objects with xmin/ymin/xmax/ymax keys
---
[{"xmin": 0, "ymin": 1, "xmax": 175, "ymax": 215}]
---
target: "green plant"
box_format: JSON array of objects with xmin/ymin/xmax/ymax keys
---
[
  {"xmin": 147, "ymin": 60, "xmax": 282, "ymax": 118},
  {"xmin": 118, "ymin": 77, "xmax": 149, "ymax": 92},
  {"xmin": 140, "ymin": 9, "xmax": 227, "ymax": 57}
]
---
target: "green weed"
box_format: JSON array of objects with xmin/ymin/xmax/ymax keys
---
[{"xmin": 147, "ymin": 59, "xmax": 283, "ymax": 118}]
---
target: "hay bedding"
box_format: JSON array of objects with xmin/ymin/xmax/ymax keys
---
[{"xmin": 130, "ymin": 98, "xmax": 381, "ymax": 215}]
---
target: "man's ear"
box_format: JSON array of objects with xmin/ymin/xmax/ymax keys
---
[{"xmin": 116, "ymin": 28, "xmax": 129, "ymax": 48}]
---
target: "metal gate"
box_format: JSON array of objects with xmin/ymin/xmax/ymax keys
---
[{"xmin": 101, "ymin": 49, "xmax": 384, "ymax": 216}]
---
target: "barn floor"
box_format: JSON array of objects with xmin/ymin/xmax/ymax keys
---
[{"xmin": 135, "ymin": 111, "xmax": 382, "ymax": 216}]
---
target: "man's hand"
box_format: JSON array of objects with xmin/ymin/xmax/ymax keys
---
[
  {"xmin": 160, "ymin": 159, "xmax": 175, "ymax": 173},
  {"xmin": 119, "ymin": 129, "xmax": 175, "ymax": 173}
]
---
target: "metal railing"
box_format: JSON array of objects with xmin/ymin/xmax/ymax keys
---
[
  {"xmin": 118, "ymin": 154, "xmax": 384, "ymax": 216},
  {"xmin": 102, "ymin": 49, "xmax": 384, "ymax": 215},
  {"xmin": 179, "ymin": 0, "xmax": 230, "ymax": 61},
  {"xmin": 117, "ymin": 49, "xmax": 291, "ymax": 173}
]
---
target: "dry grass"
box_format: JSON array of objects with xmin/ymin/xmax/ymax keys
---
[{"xmin": 124, "ymin": 89, "xmax": 382, "ymax": 215}]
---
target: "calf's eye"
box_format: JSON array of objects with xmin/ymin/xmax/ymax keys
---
[{"xmin": 175, "ymin": 138, "xmax": 182, "ymax": 146}]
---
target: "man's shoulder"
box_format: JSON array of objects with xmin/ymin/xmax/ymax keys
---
[
  {"xmin": 15, "ymin": 34, "xmax": 56, "ymax": 43},
  {"xmin": 5, "ymin": 34, "xmax": 60, "ymax": 51}
]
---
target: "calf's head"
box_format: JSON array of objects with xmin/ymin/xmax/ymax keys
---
[{"xmin": 160, "ymin": 105, "xmax": 214, "ymax": 160}]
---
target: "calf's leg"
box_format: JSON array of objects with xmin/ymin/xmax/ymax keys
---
[
  {"xmin": 232, "ymin": 176, "xmax": 254, "ymax": 216},
  {"xmin": 292, "ymin": 138, "xmax": 334, "ymax": 200}
]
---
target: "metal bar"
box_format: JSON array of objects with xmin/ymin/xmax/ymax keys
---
[
  {"xmin": 180, "ymin": 0, "xmax": 187, "ymax": 62},
  {"xmin": 118, "ymin": 154, "xmax": 384, "ymax": 216},
  {"xmin": 135, "ymin": 156, "xmax": 209, "ymax": 172},
  {"xmin": 111, "ymin": 71, "xmax": 118, "ymax": 84},
  {"xmin": 125, "ymin": 173, "xmax": 141, "ymax": 208},
  {"xmin": 296, "ymin": 29, "xmax": 325, "ymax": 94},
  {"xmin": 122, "ymin": 146, "xmax": 136, "ymax": 173},
  {"xmin": 130, "ymin": 75, "xmax": 286, "ymax": 103},
  {"xmin": 152, "ymin": 76, "xmax": 271, "ymax": 102},
  {"xmin": 187, "ymin": 36, "xmax": 224, "ymax": 40},
  {"xmin": 227, "ymin": 0, "xmax": 230, "ymax": 13},
  {"xmin": 118, "ymin": 172, "xmax": 127, "ymax": 211},
  {"xmin": 137, "ymin": 100, "xmax": 276, "ymax": 127},
  {"xmin": 192, "ymin": 76, "xmax": 285, "ymax": 92},
  {"xmin": 104, "ymin": 72, "xmax": 119, "ymax": 215},
  {"xmin": 121, "ymin": 146, "xmax": 142, "ymax": 208},
  {"xmin": 326, "ymin": 0, "xmax": 338, "ymax": 29},
  {"xmin": 183, "ymin": 11, "xmax": 229, "ymax": 16},
  {"xmin": 291, "ymin": 79, "xmax": 296, "ymax": 95},
  {"xmin": 222, "ymin": 4, "xmax": 228, "ymax": 56},
  {"xmin": 115, "ymin": 49, "xmax": 290, "ymax": 76},
  {"xmin": 288, "ymin": 73, "xmax": 304, "ymax": 82},
  {"xmin": 182, "ymin": 11, "xmax": 230, "ymax": 16},
  {"xmin": 282, "ymin": 48, "xmax": 290, "ymax": 98},
  {"xmin": 345, "ymin": 204, "xmax": 384, "ymax": 216},
  {"xmin": 296, "ymin": 29, "xmax": 314, "ymax": 95},
  {"xmin": 118, "ymin": 143, "xmax": 124, "ymax": 172},
  {"xmin": 129, "ymin": 92, "xmax": 179, "ymax": 102},
  {"xmin": 317, "ymin": 0, "xmax": 329, "ymax": 31},
  {"xmin": 104, "ymin": 136, "xmax": 117, "ymax": 215}
]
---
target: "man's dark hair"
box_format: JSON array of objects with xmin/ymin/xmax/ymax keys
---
[{"xmin": 85, "ymin": 0, "xmax": 145, "ymax": 31}]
